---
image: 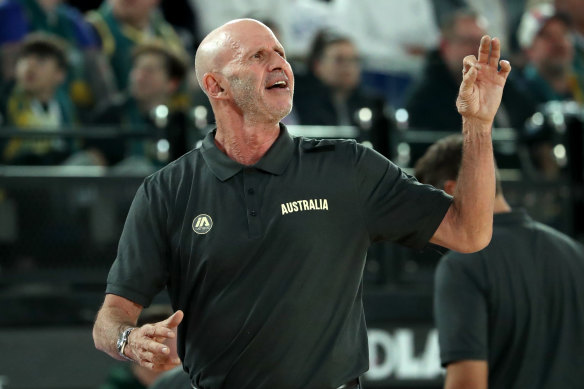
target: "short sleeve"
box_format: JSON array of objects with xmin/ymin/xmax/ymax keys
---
[
  {"xmin": 434, "ymin": 254, "xmax": 488, "ymax": 366},
  {"xmin": 354, "ymin": 143, "xmax": 452, "ymax": 248},
  {"xmin": 0, "ymin": 2, "xmax": 28, "ymax": 44},
  {"xmin": 106, "ymin": 179, "xmax": 170, "ymax": 307}
]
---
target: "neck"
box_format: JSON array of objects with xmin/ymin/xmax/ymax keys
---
[
  {"xmin": 493, "ymin": 194, "xmax": 512, "ymax": 214},
  {"xmin": 332, "ymin": 88, "xmax": 350, "ymax": 102},
  {"xmin": 25, "ymin": 88, "xmax": 55, "ymax": 104},
  {"xmin": 214, "ymin": 114, "xmax": 281, "ymax": 166}
]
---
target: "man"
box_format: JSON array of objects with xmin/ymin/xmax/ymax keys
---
[
  {"xmin": 518, "ymin": 3, "xmax": 582, "ymax": 104},
  {"xmin": 0, "ymin": 33, "xmax": 76, "ymax": 165},
  {"xmin": 87, "ymin": 41, "xmax": 191, "ymax": 167},
  {"xmin": 405, "ymin": 9, "xmax": 535, "ymax": 132},
  {"xmin": 87, "ymin": 0, "xmax": 184, "ymax": 93},
  {"xmin": 415, "ymin": 135, "xmax": 584, "ymax": 389},
  {"xmin": 93, "ymin": 19, "xmax": 510, "ymax": 389},
  {"xmin": 293, "ymin": 30, "xmax": 392, "ymax": 157}
]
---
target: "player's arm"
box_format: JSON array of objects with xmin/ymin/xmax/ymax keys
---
[
  {"xmin": 430, "ymin": 36, "xmax": 511, "ymax": 253},
  {"xmin": 444, "ymin": 360, "xmax": 488, "ymax": 389},
  {"xmin": 93, "ymin": 294, "xmax": 183, "ymax": 372}
]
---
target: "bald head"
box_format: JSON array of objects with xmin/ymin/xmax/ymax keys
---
[{"xmin": 195, "ymin": 19, "xmax": 279, "ymax": 94}]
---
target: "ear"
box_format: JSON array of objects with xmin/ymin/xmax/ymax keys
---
[
  {"xmin": 202, "ymin": 72, "xmax": 228, "ymax": 99},
  {"xmin": 443, "ymin": 179, "xmax": 457, "ymax": 196}
]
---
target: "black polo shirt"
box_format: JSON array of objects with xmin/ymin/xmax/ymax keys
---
[
  {"xmin": 435, "ymin": 210, "xmax": 584, "ymax": 389},
  {"xmin": 107, "ymin": 124, "xmax": 452, "ymax": 389}
]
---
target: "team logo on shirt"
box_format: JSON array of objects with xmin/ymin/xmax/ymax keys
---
[
  {"xmin": 192, "ymin": 214, "xmax": 213, "ymax": 234},
  {"xmin": 281, "ymin": 199, "xmax": 329, "ymax": 215}
]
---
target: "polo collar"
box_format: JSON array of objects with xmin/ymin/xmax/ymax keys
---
[{"xmin": 201, "ymin": 123, "xmax": 295, "ymax": 181}]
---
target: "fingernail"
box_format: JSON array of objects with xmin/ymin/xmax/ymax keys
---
[{"xmin": 162, "ymin": 347, "xmax": 169, "ymax": 354}]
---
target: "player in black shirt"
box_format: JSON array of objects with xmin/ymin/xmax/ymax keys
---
[{"xmin": 415, "ymin": 135, "xmax": 584, "ymax": 389}]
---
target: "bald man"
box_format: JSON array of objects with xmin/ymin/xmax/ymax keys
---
[{"xmin": 93, "ymin": 19, "xmax": 512, "ymax": 389}]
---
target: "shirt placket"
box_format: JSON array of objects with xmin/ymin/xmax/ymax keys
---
[{"xmin": 242, "ymin": 167, "xmax": 262, "ymax": 238}]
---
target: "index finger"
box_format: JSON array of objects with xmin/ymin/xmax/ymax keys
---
[{"xmin": 477, "ymin": 35, "xmax": 491, "ymax": 64}]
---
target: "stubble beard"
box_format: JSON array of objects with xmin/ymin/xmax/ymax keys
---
[{"xmin": 230, "ymin": 76, "xmax": 293, "ymax": 123}]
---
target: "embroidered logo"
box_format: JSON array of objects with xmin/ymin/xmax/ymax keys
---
[{"xmin": 192, "ymin": 214, "xmax": 213, "ymax": 234}]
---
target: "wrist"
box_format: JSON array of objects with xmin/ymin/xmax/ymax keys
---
[
  {"xmin": 462, "ymin": 117, "xmax": 493, "ymax": 134},
  {"xmin": 116, "ymin": 326, "xmax": 137, "ymax": 362}
]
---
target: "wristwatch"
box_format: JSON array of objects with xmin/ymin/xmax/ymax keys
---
[{"xmin": 116, "ymin": 327, "xmax": 136, "ymax": 361}]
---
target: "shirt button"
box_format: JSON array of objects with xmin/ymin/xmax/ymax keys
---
[
  {"xmin": 247, "ymin": 188, "xmax": 255, "ymax": 195},
  {"xmin": 249, "ymin": 210, "xmax": 257, "ymax": 217}
]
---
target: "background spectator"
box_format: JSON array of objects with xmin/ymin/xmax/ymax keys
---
[
  {"xmin": 518, "ymin": 3, "xmax": 582, "ymax": 104},
  {"xmin": 555, "ymin": 0, "xmax": 584, "ymax": 95},
  {"xmin": 404, "ymin": 9, "xmax": 537, "ymax": 132},
  {"xmin": 294, "ymin": 30, "xmax": 392, "ymax": 157},
  {"xmin": 0, "ymin": 33, "xmax": 76, "ymax": 165},
  {"xmin": 86, "ymin": 0, "xmax": 185, "ymax": 95},
  {"xmin": 86, "ymin": 41, "xmax": 192, "ymax": 169},
  {"xmin": 0, "ymin": 0, "xmax": 116, "ymax": 115}
]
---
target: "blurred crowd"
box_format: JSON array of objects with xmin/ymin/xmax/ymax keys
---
[{"xmin": 0, "ymin": 0, "xmax": 582, "ymax": 177}]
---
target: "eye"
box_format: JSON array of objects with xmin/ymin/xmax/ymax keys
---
[{"xmin": 252, "ymin": 52, "xmax": 263, "ymax": 59}]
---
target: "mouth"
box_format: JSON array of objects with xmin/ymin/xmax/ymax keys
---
[{"xmin": 266, "ymin": 80, "xmax": 289, "ymax": 90}]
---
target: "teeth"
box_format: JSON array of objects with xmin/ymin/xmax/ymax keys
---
[{"xmin": 273, "ymin": 81, "xmax": 286, "ymax": 86}]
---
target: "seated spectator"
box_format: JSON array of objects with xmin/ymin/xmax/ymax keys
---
[
  {"xmin": 518, "ymin": 4, "xmax": 582, "ymax": 104},
  {"xmin": 0, "ymin": 0, "xmax": 116, "ymax": 113},
  {"xmin": 0, "ymin": 33, "xmax": 76, "ymax": 165},
  {"xmin": 293, "ymin": 30, "xmax": 392, "ymax": 157},
  {"xmin": 87, "ymin": 0, "xmax": 185, "ymax": 95},
  {"xmin": 404, "ymin": 9, "xmax": 536, "ymax": 132},
  {"xmin": 86, "ymin": 41, "xmax": 192, "ymax": 169},
  {"xmin": 555, "ymin": 0, "xmax": 584, "ymax": 97}
]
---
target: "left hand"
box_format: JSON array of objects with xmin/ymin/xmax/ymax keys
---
[{"xmin": 456, "ymin": 35, "xmax": 511, "ymax": 126}]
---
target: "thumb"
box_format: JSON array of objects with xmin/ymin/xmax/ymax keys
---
[
  {"xmin": 163, "ymin": 310, "xmax": 184, "ymax": 329},
  {"xmin": 459, "ymin": 65, "xmax": 478, "ymax": 95}
]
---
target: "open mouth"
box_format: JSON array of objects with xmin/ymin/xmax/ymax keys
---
[{"xmin": 266, "ymin": 80, "xmax": 288, "ymax": 90}]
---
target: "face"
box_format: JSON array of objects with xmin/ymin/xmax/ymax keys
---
[
  {"xmin": 110, "ymin": 0, "xmax": 159, "ymax": 24},
  {"xmin": 529, "ymin": 19, "xmax": 574, "ymax": 74},
  {"xmin": 221, "ymin": 23, "xmax": 294, "ymax": 122},
  {"xmin": 130, "ymin": 52, "xmax": 174, "ymax": 102},
  {"xmin": 314, "ymin": 41, "xmax": 361, "ymax": 93},
  {"xmin": 15, "ymin": 54, "xmax": 64, "ymax": 96},
  {"xmin": 555, "ymin": 0, "xmax": 584, "ymax": 26},
  {"xmin": 442, "ymin": 17, "xmax": 486, "ymax": 75}
]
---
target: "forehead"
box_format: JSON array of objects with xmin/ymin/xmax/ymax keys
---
[
  {"xmin": 231, "ymin": 24, "xmax": 283, "ymax": 55},
  {"xmin": 324, "ymin": 41, "xmax": 356, "ymax": 56},
  {"xmin": 134, "ymin": 51, "xmax": 166, "ymax": 66}
]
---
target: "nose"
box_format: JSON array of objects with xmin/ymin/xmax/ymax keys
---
[{"xmin": 268, "ymin": 51, "xmax": 288, "ymax": 72}]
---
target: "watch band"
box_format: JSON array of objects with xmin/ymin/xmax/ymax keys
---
[{"xmin": 117, "ymin": 327, "xmax": 136, "ymax": 362}]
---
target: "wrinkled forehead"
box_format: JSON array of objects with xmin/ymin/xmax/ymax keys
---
[{"xmin": 225, "ymin": 24, "xmax": 283, "ymax": 60}]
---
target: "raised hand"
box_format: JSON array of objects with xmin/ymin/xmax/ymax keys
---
[
  {"xmin": 126, "ymin": 310, "xmax": 184, "ymax": 371},
  {"xmin": 456, "ymin": 36, "xmax": 511, "ymax": 126}
]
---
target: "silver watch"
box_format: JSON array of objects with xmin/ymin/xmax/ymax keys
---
[{"xmin": 116, "ymin": 327, "xmax": 136, "ymax": 361}]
